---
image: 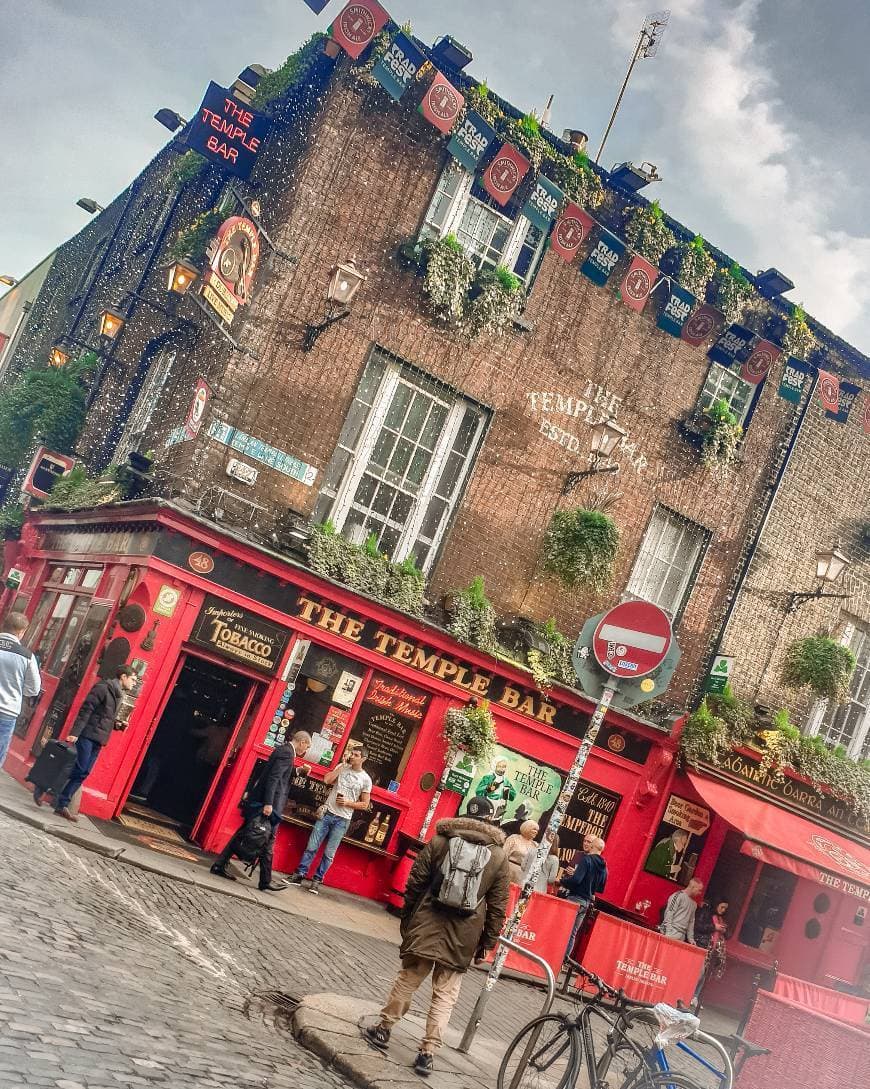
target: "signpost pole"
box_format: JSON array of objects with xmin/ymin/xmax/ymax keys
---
[{"xmin": 460, "ymin": 681, "xmax": 618, "ymax": 1050}]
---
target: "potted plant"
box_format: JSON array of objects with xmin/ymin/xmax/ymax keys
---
[
  {"xmin": 446, "ymin": 576, "xmax": 500, "ymax": 654},
  {"xmin": 623, "ymin": 201, "xmax": 676, "ymax": 264},
  {"xmin": 676, "ymin": 235, "xmax": 717, "ymax": 300},
  {"xmin": 781, "ymin": 635, "xmax": 856, "ymax": 702},
  {"xmin": 714, "ymin": 262, "xmax": 754, "ymax": 323},
  {"xmin": 781, "ymin": 303, "xmax": 815, "ymax": 360},
  {"xmin": 422, "ymin": 234, "xmax": 475, "ymax": 324},
  {"xmin": 542, "ymin": 507, "xmax": 620, "ymax": 592},
  {"xmin": 463, "ymin": 265, "xmax": 526, "ymax": 339},
  {"xmin": 701, "ymin": 398, "xmax": 743, "ymax": 473},
  {"xmin": 525, "ymin": 618, "xmax": 576, "ymax": 690}
]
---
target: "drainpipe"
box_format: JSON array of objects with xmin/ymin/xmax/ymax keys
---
[{"xmin": 698, "ymin": 370, "xmax": 820, "ymax": 698}]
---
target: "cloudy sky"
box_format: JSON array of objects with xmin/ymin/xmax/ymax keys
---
[{"xmin": 2, "ymin": 0, "xmax": 869, "ymax": 353}]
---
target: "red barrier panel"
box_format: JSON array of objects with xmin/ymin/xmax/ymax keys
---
[
  {"xmin": 575, "ymin": 912, "xmax": 706, "ymax": 1005},
  {"xmin": 738, "ymin": 991, "xmax": 870, "ymax": 1089},
  {"xmin": 772, "ymin": 973, "xmax": 870, "ymax": 1030},
  {"xmin": 486, "ymin": 886, "xmax": 577, "ymax": 980}
]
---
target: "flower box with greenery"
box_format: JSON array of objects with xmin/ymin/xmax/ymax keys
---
[
  {"xmin": 623, "ymin": 201, "xmax": 676, "ymax": 265},
  {"xmin": 442, "ymin": 699, "xmax": 497, "ymax": 765},
  {"xmin": 781, "ymin": 303, "xmax": 815, "ymax": 361},
  {"xmin": 680, "ymin": 688, "xmax": 870, "ymax": 819},
  {"xmin": 714, "ymin": 262, "xmax": 755, "ymax": 324},
  {"xmin": 169, "ymin": 208, "xmax": 231, "ymax": 264},
  {"xmin": 45, "ymin": 464, "xmax": 120, "ymax": 512},
  {"xmin": 422, "ymin": 234, "xmax": 475, "ymax": 324},
  {"xmin": 542, "ymin": 506, "xmax": 620, "ymax": 593},
  {"xmin": 781, "ymin": 635, "xmax": 856, "ymax": 703},
  {"xmin": 463, "ymin": 265, "xmax": 526, "ymax": 339},
  {"xmin": 676, "ymin": 234, "xmax": 717, "ymax": 300},
  {"xmin": 445, "ymin": 576, "xmax": 500, "ymax": 655},
  {"xmin": 700, "ymin": 397, "xmax": 743, "ymax": 474},
  {"xmin": 169, "ymin": 150, "xmax": 208, "ymax": 189},
  {"xmin": 547, "ymin": 149, "xmax": 606, "ymax": 210},
  {"xmin": 306, "ymin": 521, "xmax": 426, "ymax": 614},
  {"xmin": 525, "ymin": 618, "xmax": 576, "ymax": 690},
  {"xmin": 251, "ymin": 32, "xmax": 327, "ymax": 109}
]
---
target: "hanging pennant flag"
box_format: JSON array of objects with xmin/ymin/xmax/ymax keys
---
[
  {"xmin": 620, "ymin": 254, "xmax": 659, "ymax": 313},
  {"xmin": 740, "ymin": 338, "xmax": 781, "ymax": 385},
  {"xmin": 708, "ymin": 324, "xmax": 755, "ymax": 367},
  {"xmin": 580, "ymin": 229, "xmax": 626, "ymax": 286},
  {"xmin": 657, "ymin": 282, "xmax": 695, "ymax": 338},
  {"xmin": 681, "ymin": 303, "xmax": 723, "ymax": 347},
  {"xmin": 371, "ymin": 31, "xmax": 425, "ymax": 101},
  {"xmin": 522, "ymin": 176, "xmax": 565, "ymax": 234},
  {"xmin": 447, "ymin": 110, "xmax": 496, "ymax": 173},
  {"xmin": 817, "ymin": 369, "xmax": 840, "ymax": 413},
  {"xmin": 420, "ymin": 70, "xmax": 464, "ymax": 134},
  {"xmin": 777, "ymin": 357, "xmax": 813, "ymax": 404},
  {"xmin": 548, "ymin": 202, "xmax": 595, "ymax": 261},
  {"xmin": 826, "ymin": 380, "xmax": 860, "ymax": 424},
  {"xmin": 330, "ymin": 0, "xmax": 389, "ymax": 60},
  {"xmin": 303, "ymin": 0, "xmax": 331, "ymax": 13},
  {"xmin": 482, "ymin": 143, "xmax": 530, "ymax": 207}
]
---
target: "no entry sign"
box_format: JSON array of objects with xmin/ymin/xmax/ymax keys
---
[{"xmin": 592, "ymin": 600, "xmax": 672, "ymax": 679}]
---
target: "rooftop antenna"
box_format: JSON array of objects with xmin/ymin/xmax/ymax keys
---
[
  {"xmin": 595, "ymin": 10, "xmax": 670, "ymax": 164},
  {"xmin": 541, "ymin": 93, "xmax": 554, "ymax": 128}
]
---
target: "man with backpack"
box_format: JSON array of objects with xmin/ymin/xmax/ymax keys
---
[
  {"xmin": 210, "ymin": 729, "xmax": 312, "ymax": 891},
  {"xmin": 363, "ymin": 811, "xmax": 510, "ymax": 1076},
  {"xmin": 560, "ymin": 833, "xmax": 608, "ymax": 962}
]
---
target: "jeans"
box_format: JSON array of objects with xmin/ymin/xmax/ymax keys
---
[
  {"xmin": 565, "ymin": 897, "xmax": 591, "ymax": 961},
  {"xmin": 295, "ymin": 810, "xmax": 350, "ymax": 882},
  {"xmin": 380, "ymin": 956, "xmax": 463, "ymax": 1052},
  {"xmin": 55, "ymin": 737, "xmax": 101, "ymax": 811},
  {"xmin": 0, "ymin": 712, "xmax": 17, "ymax": 768}
]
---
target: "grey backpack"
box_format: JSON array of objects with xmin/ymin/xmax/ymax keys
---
[{"xmin": 435, "ymin": 837, "xmax": 492, "ymax": 916}]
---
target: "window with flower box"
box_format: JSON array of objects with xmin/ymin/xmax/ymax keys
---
[
  {"xmin": 420, "ymin": 162, "xmax": 546, "ymax": 286},
  {"xmin": 313, "ymin": 349, "xmax": 489, "ymax": 571},
  {"xmin": 696, "ymin": 364, "xmax": 754, "ymax": 424}
]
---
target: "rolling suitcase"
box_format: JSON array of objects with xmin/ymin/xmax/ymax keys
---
[{"xmin": 26, "ymin": 740, "xmax": 77, "ymax": 795}]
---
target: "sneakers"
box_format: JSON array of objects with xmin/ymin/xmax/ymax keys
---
[
  {"xmin": 413, "ymin": 1051, "xmax": 434, "ymax": 1077},
  {"xmin": 308, "ymin": 878, "xmax": 323, "ymax": 895},
  {"xmin": 363, "ymin": 1024, "xmax": 391, "ymax": 1051},
  {"xmin": 210, "ymin": 864, "xmax": 237, "ymax": 882},
  {"xmin": 287, "ymin": 873, "xmax": 305, "ymax": 886}
]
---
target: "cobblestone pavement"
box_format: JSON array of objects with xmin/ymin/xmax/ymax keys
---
[{"xmin": 0, "ymin": 811, "xmax": 543, "ymax": 1088}]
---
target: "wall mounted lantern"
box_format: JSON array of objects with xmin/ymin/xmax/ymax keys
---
[
  {"xmin": 562, "ymin": 418, "xmax": 627, "ymax": 494},
  {"xmin": 303, "ymin": 259, "xmax": 366, "ymax": 352},
  {"xmin": 787, "ymin": 546, "xmax": 851, "ymax": 613}
]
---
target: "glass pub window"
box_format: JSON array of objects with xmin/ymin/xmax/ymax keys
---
[
  {"xmin": 313, "ymin": 351, "xmax": 488, "ymax": 571},
  {"xmin": 420, "ymin": 162, "xmax": 546, "ymax": 287},
  {"xmin": 698, "ymin": 364, "xmax": 754, "ymax": 423},
  {"xmin": 817, "ymin": 624, "xmax": 870, "ymax": 759},
  {"xmin": 626, "ymin": 506, "xmax": 709, "ymax": 618}
]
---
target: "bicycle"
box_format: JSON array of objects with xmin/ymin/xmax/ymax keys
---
[{"xmin": 497, "ymin": 962, "xmax": 733, "ymax": 1089}]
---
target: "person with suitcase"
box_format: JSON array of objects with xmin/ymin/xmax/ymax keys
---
[
  {"xmin": 0, "ymin": 612, "xmax": 41, "ymax": 768},
  {"xmin": 34, "ymin": 665, "xmax": 138, "ymax": 820}
]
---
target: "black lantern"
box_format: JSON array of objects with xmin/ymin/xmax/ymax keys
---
[
  {"xmin": 166, "ymin": 258, "xmax": 199, "ymax": 296},
  {"xmin": 98, "ymin": 306, "xmax": 126, "ymax": 341},
  {"xmin": 303, "ymin": 259, "xmax": 366, "ymax": 351}
]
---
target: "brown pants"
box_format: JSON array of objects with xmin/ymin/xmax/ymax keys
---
[{"xmin": 379, "ymin": 956, "xmax": 463, "ymax": 1052}]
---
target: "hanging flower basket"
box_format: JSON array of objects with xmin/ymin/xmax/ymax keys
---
[
  {"xmin": 422, "ymin": 235, "xmax": 475, "ymax": 324},
  {"xmin": 462, "ymin": 266, "xmax": 526, "ymax": 339},
  {"xmin": 714, "ymin": 263, "xmax": 754, "ymax": 324},
  {"xmin": 676, "ymin": 235, "xmax": 717, "ymax": 300},
  {"xmin": 623, "ymin": 201, "xmax": 676, "ymax": 264},
  {"xmin": 542, "ymin": 508, "xmax": 620, "ymax": 592},
  {"xmin": 782, "ymin": 636, "xmax": 856, "ymax": 702},
  {"xmin": 443, "ymin": 700, "xmax": 496, "ymax": 763},
  {"xmin": 701, "ymin": 398, "xmax": 743, "ymax": 474}
]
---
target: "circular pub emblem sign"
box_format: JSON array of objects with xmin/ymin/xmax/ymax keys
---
[
  {"xmin": 607, "ymin": 733, "xmax": 627, "ymax": 754},
  {"xmin": 188, "ymin": 551, "xmax": 215, "ymax": 575},
  {"xmin": 427, "ymin": 83, "xmax": 461, "ymax": 124},
  {"xmin": 340, "ymin": 4, "xmax": 377, "ymax": 47},
  {"xmin": 555, "ymin": 217, "xmax": 584, "ymax": 250},
  {"xmin": 819, "ymin": 373, "xmax": 839, "ymax": 407},
  {"xmin": 625, "ymin": 268, "xmax": 652, "ymax": 301},
  {"xmin": 684, "ymin": 309, "xmax": 715, "ymax": 341},
  {"xmin": 744, "ymin": 348, "xmax": 774, "ymax": 382},
  {"xmin": 489, "ymin": 155, "xmax": 520, "ymax": 195}
]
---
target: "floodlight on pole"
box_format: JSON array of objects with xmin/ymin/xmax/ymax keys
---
[{"xmin": 595, "ymin": 10, "xmax": 670, "ymax": 165}]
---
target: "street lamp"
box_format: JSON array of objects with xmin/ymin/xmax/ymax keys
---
[
  {"xmin": 76, "ymin": 197, "xmax": 105, "ymax": 214},
  {"xmin": 166, "ymin": 258, "xmax": 199, "ymax": 296},
  {"xmin": 788, "ymin": 546, "xmax": 852, "ymax": 613},
  {"xmin": 154, "ymin": 108, "xmax": 188, "ymax": 132},
  {"xmin": 562, "ymin": 418, "xmax": 627, "ymax": 494},
  {"xmin": 98, "ymin": 306, "xmax": 126, "ymax": 341},
  {"xmin": 303, "ymin": 259, "xmax": 366, "ymax": 351},
  {"xmin": 49, "ymin": 345, "xmax": 70, "ymax": 368},
  {"xmin": 0, "ymin": 275, "xmax": 17, "ymax": 287}
]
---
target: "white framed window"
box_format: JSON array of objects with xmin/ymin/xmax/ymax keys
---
[
  {"xmin": 313, "ymin": 350, "xmax": 488, "ymax": 571},
  {"xmin": 115, "ymin": 347, "xmax": 177, "ymax": 459},
  {"xmin": 626, "ymin": 505, "xmax": 710, "ymax": 618},
  {"xmin": 420, "ymin": 162, "xmax": 546, "ymax": 285},
  {"xmin": 698, "ymin": 364, "xmax": 754, "ymax": 423},
  {"xmin": 812, "ymin": 623, "xmax": 870, "ymax": 760}
]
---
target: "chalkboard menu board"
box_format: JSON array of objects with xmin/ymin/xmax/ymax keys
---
[
  {"xmin": 343, "ymin": 673, "xmax": 430, "ymax": 790},
  {"xmin": 558, "ymin": 781, "xmax": 622, "ymax": 869}
]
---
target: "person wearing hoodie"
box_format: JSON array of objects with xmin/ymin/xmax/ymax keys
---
[
  {"xmin": 35, "ymin": 665, "xmax": 138, "ymax": 820},
  {"xmin": 210, "ymin": 728, "xmax": 312, "ymax": 891},
  {"xmin": 560, "ymin": 834, "xmax": 607, "ymax": 961},
  {"xmin": 363, "ymin": 813, "xmax": 510, "ymax": 1077}
]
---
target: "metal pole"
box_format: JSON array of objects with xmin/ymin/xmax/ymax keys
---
[
  {"xmin": 418, "ymin": 755, "xmax": 453, "ymax": 841},
  {"xmin": 478, "ymin": 682, "xmax": 619, "ymax": 999},
  {"xmin": 595, "ymin": 31, "xmax": 647, "ymax": 164},
  {"xmin": 456, "ymin": 936, "xmax": 556, "ymax": 1054}
]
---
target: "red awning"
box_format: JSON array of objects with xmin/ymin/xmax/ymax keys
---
[{"xmin": 687, "ymin": 772, "xmax": 870, "ymax": 892}]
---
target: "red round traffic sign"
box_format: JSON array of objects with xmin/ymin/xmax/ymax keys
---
[{"xmin": 592, "ymin": 600, "xmax": 673, "ymax": 679}]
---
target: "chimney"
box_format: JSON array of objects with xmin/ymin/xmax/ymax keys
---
[
  {"xmin": 541, "ymin": 94, "xmax": 554, "ymax": 128},
  {"xmin": 563, "ymin": 129, "xmax": 589, "ymax": 153}
]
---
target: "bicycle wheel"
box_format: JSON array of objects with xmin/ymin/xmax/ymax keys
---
[
  {"xmin": 606, "ymin": 1008, "xmax": 732, "ymax": 1089},
  {"xmin": 497, "ymin": 1014, "xmax": 581, "ymax": 1089},
  {"xmin": 629, "ymin": 1074, "xmax": 714, "ymax": 1089}
]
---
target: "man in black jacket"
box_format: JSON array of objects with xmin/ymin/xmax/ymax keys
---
[
  {"xmin": 36, "ymin": 665, "xmax": 138, "ymax": 820},
  {"xmin": 210, "ymin": 729, "xmax": 312, "ymax": 891},
  {"xmin": 560, "ymin": 834, "xmax": 608, "ymax": 962}
]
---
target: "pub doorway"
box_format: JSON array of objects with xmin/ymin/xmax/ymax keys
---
[{"xmin": 124, "ymin": 655, "xmax": 259, "ymax": 835}]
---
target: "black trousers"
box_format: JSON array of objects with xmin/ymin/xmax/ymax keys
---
[{"xmin": 214, "ymin": 808, "xmax": 279, "ymax": 889}]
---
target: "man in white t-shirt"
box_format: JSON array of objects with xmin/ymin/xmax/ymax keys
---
[{"xmin": 288, "ymin": 745, "xmax": 372, "ymax": 894}]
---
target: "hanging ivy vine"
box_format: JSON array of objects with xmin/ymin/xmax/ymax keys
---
[
  {"xmin": 251, "ymin": 32, "xmax": 328, "ymax": 108},
  {"xmin": 624, "ymin": 201, "xmax": 676, "ymax": 264},
  {"xmin": 676, "ymin": 235, "xmax": 717, "ymax": 299},
  {"xmin": 169, "ymin": 208, "xmax": 231, "ymax": 263}
]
